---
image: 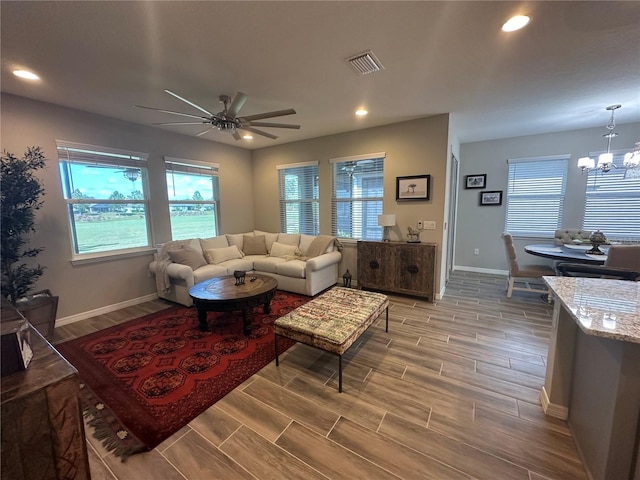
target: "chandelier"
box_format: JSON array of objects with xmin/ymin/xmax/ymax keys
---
[{"xmin": 577, "ymin": 104, "xmax": 640, "ymax": 173}]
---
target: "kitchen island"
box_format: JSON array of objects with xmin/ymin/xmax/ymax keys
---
[{"xmin": 541, "ymin": 276, "xmax": 639, "ymax": 480}]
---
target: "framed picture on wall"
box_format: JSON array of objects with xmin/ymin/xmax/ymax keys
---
[
  {"xmin": 396, "ymin": 174, "xmax": 430, "ymax": 201},
  {"xmin": 479, "ymin": 190, "xmax": 502, "ymax": 206},
  {"xmin": 464, "ymin": 174, "xmax": 486, "ymax": 189}
]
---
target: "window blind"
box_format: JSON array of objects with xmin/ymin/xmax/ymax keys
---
[
  {"xmin": 505, "ymin": 156, "xmax": 568, "ymax": 237},
  {"xmin": 583, "ymin": 152, "xmax": 640, "ymax": 240},
  {"xmin": 277, "ymin": 161, "xmax": 319, "ymax": 235},
  {"xmin": 330, "ymin": 153, "xmax": 385, "ymax": 240},
  {"xmin": 164, "ymin": 157, "xmax": 220, "ymax": 240}
]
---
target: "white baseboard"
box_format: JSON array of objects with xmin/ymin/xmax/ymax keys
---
[
  {"xmin": 540, "ymin": 387, "xmax": 568, "ymax": 420},
  {"xmin": 56, "ymin": 293, "xmax": 159, "ymax": 326},
  {"xmin": 454, "ymin": 265, "xmax": 508, "ymax": 276}
]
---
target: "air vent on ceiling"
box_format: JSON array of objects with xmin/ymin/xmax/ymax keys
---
[{"xmin": 346, "ymin": 50, "xmax": 384, "ymax": 75}]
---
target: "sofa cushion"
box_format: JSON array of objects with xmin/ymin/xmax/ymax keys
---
[
  {"xmin": 167, "ymin": 247, "xmax": 207, "ymax": 270},
  {"xmin": 226, "ymin": 232, "xmax": 253, "ymax": 251},
  {"xmin": 219, "ymin": 258, "xmax": 254, "ymax": 274},
  {"xmin": 276, "ymin": 260, "xmax": 306, "ymax": 279},
  {"xmin": 277, "ymin": 233, "xmax": 300, "ymax": 247},
  {"xmin": 204, "ymin": 245, "xmax": 244, "ymax": 264},
  {"xmin": 200, "ymin": 235, "xmax": 229, "ymax": 251},
  {"xmin": 253, "ymin": 256, "xmax": 287, "ymax": 273},
  {"xmin": 270, "ymin": 242, "xmax": 300, "ymax": 258},
  {"xmin": 193, "ymin": 264, "xmax": 228, "ymax": 283},
  {"xmin": 299, "ymin": 234, "xmax": 315, "ymax": 255},
  {"xmin": 254, "ymin": 230, "xmax": 279, "ymax": 252},
  {"xmin": 242, "ymin": 235, "xmax": 268, "ymax": 255}
]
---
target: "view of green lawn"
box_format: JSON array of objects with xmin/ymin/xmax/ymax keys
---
[{"xmin": 75, "ymin": 214, "xmax": 216, "ymax": 253}]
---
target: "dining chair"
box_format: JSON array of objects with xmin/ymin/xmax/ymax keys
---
[
  {"xmin": 502, "ymin": 232, "xmax": 556, "ymax": 298},
  {"xmin": 604, "ymin": 245, "xmax": 640, "ymax": 271},
  {"xmin": 556, "ymin": 262, "xmax": 640, "ymax": 281}
]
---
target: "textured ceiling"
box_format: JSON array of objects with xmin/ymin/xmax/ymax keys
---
[{"xmin": 2, "ymin": 1, "xmax": 639, "ymax": 149}]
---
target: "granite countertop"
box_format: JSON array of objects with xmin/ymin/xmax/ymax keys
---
[{"xmin": 544, "ymin": 276, "xmax": 640, "ymax": 344}]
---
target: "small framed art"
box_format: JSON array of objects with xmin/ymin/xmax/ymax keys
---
[
  {"xmin": 396, "ymin": 175, "xmax": 430, "ymax": 201},
  {"xmin": 464, "ymin": 174, "xmax": 486, "ymax": 189},
  {"xmin": 479, "ymin": 190, "xmax": 502, "ymax": 206}
]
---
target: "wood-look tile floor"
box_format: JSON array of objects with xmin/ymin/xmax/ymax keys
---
[{"xmin": 51, "ymin": 271, "xmax": 587, "ymax": 480}]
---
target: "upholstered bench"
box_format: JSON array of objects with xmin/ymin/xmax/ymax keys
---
[{"xmin": 274, "ymin": 287, "xmax": 389, "ymax": 392}]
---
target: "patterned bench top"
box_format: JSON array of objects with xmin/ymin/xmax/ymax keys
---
[{"xmin": 274, "ymin": 287, "xmax": 389, "ymax": 355}]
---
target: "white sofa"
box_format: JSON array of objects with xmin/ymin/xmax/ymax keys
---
[{"xmin": 149, "ymin": 230, "xmax": 342, "ymax": 306}]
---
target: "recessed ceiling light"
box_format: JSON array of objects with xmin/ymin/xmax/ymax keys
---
[
  {"xmin": 355, "ymin": 109, "xmax": 368, "ymax": 116},
  {"xmin": 502, "ymin": 15, "xmax": 530, "ymax": 32},
  {"xmin": 243, "ymin": 134, "xmax": 253, "ymax": 140},
  {"xmin": 13, "ymin": 69, "xmax": 40, "ymax": 80}
]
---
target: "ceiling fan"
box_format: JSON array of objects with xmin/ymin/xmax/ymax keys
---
[{"xmin": 135, "ymin": 90, "xmax": 300, "ymax": 140}]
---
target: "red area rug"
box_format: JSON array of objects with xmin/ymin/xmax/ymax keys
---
[{"xmin": 57, "ymin": 290, "xmax": 308, "ymax": 459}]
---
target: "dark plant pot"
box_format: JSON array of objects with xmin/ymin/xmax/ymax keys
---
[{"xmin": 15, "ymin": 290, "xmax": 59, "ymax": 339}]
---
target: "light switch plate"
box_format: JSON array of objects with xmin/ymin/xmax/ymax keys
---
[{"xmin": 423, "ymin": 221, "xmax": 436, "ymax": 230}]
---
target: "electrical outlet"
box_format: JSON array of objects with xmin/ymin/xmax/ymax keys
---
[
  {"xmin": 423, "ymin": 220, "xmax": 436, "ymax": 230},
  {"xmin": 474, "ymin": 248, "xmax": 480, "ymax": 255},
  {"xmin": 417, "ymin": 221, "xmax": 423, "ymax": 229}
]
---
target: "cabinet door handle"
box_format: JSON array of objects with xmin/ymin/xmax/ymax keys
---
[
  {"xmin": 369, "ymin": 260, "xmax": 379, "ymax": 269},
  {"xmin": 407, "ymin": 265, "xmax": 419, "ymax": 274}
]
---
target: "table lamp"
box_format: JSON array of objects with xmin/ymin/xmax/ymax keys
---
[{"xmin": 378, "ymin": 214, "xmax": 396, "ymax": 242}]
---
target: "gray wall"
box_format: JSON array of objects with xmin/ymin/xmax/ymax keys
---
[
  {"xmin": 251, "ymin": 115, "xmax": 450, "ymax": 294},
  {"xmin": 455, "ymin": 122, "xmax": 640, "ymax": 273},
  {"xmin": 1, "ymin": 94, "xmax": 253, "ymax": 318}
]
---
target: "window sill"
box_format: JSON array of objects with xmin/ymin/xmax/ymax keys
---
[{"xmin": 70, "ymin": 247, "xmax": 155, "ymax": 266}]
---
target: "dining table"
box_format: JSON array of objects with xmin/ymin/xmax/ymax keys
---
[{"xmin": 524, "ymin": 243, "xmax": 608, "ymax": 265}]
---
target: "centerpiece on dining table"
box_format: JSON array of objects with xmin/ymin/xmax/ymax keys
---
[{"xmin": 586, "ymin": 230, "xmax": 608, "ymax": 255}]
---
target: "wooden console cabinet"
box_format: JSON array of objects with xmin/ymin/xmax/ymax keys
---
[
  {"xmin": 1, "ymin": 298, "xmax": 90, "ymax": 480},
  {"xmin": 357, "ymin": 241, "xmax": 436, "ymax": 301}
]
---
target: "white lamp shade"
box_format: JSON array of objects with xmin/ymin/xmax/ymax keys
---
[
  {"xmin": 577, "ymin": 157, "xmax": 594, "ymax": 169},
  {"xmin": 597, "ymin": 152, "xmax": 613, "ymax": 166},
  {"xmin": 624, "ymin": 151, "xmax": 640, "ymax": 167},
  {"xmin": 378, "ymin": 214, "xmax": 396, "ymax": 227}
]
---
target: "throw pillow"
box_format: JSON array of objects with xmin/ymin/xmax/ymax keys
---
[
  {"xmin": 242, "ymin": 235, "xmax": 268, "ymax": 255},
  {"xmin": 253, "ymin": 230, "xmax": 279, "ymax": 252},
  {"xmin": 204, "ymin": 245, "xmax": 244, "ymax": 264},
  {"xmin": 277, "ymin": 233, "xmax": 300, "ymax": 246},
  {"xmin": 200, "ymin": 235, "xmax": 229, "ymax": 251},
  {"xmin": 167, "ymin": 247, "xmax": 207, "ymax": 270},
  {"xmin": 269, "ymin": 241, "xmax": 300, "ymax": 258}
]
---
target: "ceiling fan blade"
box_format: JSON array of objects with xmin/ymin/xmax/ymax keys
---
[
  {"xmin": 227, "ymin": 92, "xmax": 248, "ymax": 118},
  {"xmin": 196, "ymin": 127, "xmax": 213, "ymax": 137},
  {"xmin": 232, "ymin": 131, "xmax": 242, "ymax": 141},
  {"xmin": 151, "ymin": 122, "xmax": 209, "ymax": 126},
  {"xmin": 135, "ymin": 104, "xmax": 209, "ymax": 121},
  {"xmin": 248, "ymin": 121, "xmax": 300, "ymax": 129},
  {"xmin": 241, "ymin": 108, "xmax": 296, "ymax": 122},
  {"xmin": 240, "ymin": 126, "xmax": 278, "ymax": 140},
  {"xmin": 165, "ymin": 89, "xmax": 215, "ymax": 117}
]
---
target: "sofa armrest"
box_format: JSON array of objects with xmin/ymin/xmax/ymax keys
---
[
  {"xmin": 306, "ymin": 251, "xmax": 342, "ymax": 272},
  {"xmin": 149, "ymin": 261, "xmax": 195, "ymax": 284}
]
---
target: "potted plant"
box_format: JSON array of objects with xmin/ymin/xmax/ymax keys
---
[{"xmin": 1, "ymin": 146, "xmax": 58, "ymax": 337}]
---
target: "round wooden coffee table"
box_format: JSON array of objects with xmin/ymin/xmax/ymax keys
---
[{"xmin": 188, "ymin": 274, "xmax": 278, "ymax": 335}]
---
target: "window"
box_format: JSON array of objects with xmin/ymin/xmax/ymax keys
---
[
  {"xmin": 57, "ymin": 141, "xmax": 151, "ymax": 257},
  {"xmin": 330, "ymin": 153, "xmax": 385, "ymax": 240},
  {"xmin": 505, "ymin": 155, "xmax": 568, "ymax": 237},
  {"xmin": 165, "ymin": 158, "xmax": 220, "ymax": 240},
  {"xmin": 277, "ymin": 161, "xmax": 319, "ymax": 234},
  {"xmin": 583, "ymin": 152, "xmax": 640, "ymax": 240}
]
